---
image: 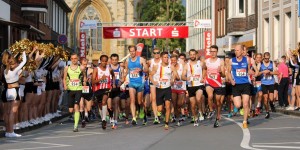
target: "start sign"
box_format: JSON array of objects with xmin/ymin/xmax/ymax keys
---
[
  {"xmin": 79, "ymin": 32, "xmax": 86, "ymax": 58},
  {"xmin": 103, "ymin": 26, "xmax": 189, "ymax": 39}
]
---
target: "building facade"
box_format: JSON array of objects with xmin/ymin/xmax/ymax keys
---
[
  {"xmin": 257, "ymin": 0, "xmax": 300, "ymax": 60},
  {"xmin": 0, "ymin": 0, "xmax": 71, "ymax": 51},
  {"xmin": 186, "ymin": 0, "xmax": 213, "ymax": 53},
  {"xmin": 216, "ymin": 0, "xmax": 257, "ymax": 57},
  {"xmin": 65, "ymin": 0, "xmax": 136, "ymax": 60}
]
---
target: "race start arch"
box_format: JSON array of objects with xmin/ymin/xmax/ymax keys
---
[{"xmin": 80, "ymin": 21, "xmax": 206, "ymax": 60}]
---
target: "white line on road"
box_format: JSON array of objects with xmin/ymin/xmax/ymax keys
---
[
  {"xmin": 223, "ymin": 117, "xmax": 264, "ymax": 150},
  {"xmin": 253, "ymin": 145, "xmax": 300, "ymax": 149},
  {"xmin": 5, "ymin": 141, "xmax": 71, "ymax": 150},
  {"xmin": 253, "ymin": 142, "xmax": 300, "ymax": 145},
  {"xmin": 251, "ymin": 127, "xmax": 300, "ymax": 130},
  {"xmin": 32, "ymin": 133, "xmax": 105, "ymax": 140}
]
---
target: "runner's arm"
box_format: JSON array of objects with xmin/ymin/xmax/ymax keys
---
[
  {"xmin": 201, "ymin": 61, "xmax": 207, "ymax": 83},
  {"xmin": 220, "ymin": 60, "xmax": 225, "ymax": 77},
  {"xmin": 63, "ymin": 66, "xmax": 68, "ymax": 90},
  {"xmin": 149, "ymin": 65, "xmax": 158, "ymax": 86},
  {"xmin": 141, "ymin": 57, "xmax": 149, "ymax": 73},
  {"xmin": 181, "ymin": 64, "xmax": 188, "ymax": 81},
  {"xmin": 92, "ymin": 67, "xmax": 100, "ymax": 84},
  {"xmin": 270, "ymin": 63, "xmax": 278, "ymax": 75},
  {"xmin": 110, "ymin": 68, "xmax": 116, "ymax": 88}
]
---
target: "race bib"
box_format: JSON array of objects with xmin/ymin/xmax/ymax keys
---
[
  {"xmin": 266, "ymin": 75, "xmax": 272, "ymax": 80},
  {"xmin": 174, "ymin": 81, "xmax": 183, "ymax": 89},
  {"xmin": 82, "ymin": 86, "xmax": 90, "ymax": 93},
  {"xmin": 114, "ymin": 72, "xmax": 120, "ymax": 80},
  {"xmin": 208, "ymin": 73, "xmax": 218, "ymax": 80},
  {"xmin": 191, "ymin": 75, "xmax": 201, "ymax": 82},
  {"xmin": 236, "ymin": 69, "xmax": 246, "ymax": 77},
  {"xmin": 255, "ymin": 81, "xmax": 261, "ymax": 87},
  {"xmin": 70, "ymin": 79, "xmax": 80, "ymax": 86},
  {"xmin": 130, "ymin": 71, "xmax": 140, "ymax": 78},
  {"xmin": 159, "ymin": 78, "xmax": 168, "ymax": 87}
]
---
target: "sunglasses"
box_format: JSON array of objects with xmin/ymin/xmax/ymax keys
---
[{"xmin": 153, "ymin": 52, "xmax": 160, "ymax": 54}]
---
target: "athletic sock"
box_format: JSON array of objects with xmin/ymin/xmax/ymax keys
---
[
  {"xmin": 257, "ymin": 102, "xmax": 261, "ymax": 108},
  {"xmin": 102, "ymin": 105, "xmax": 107, "ymax": 121},
  {"xmin": 108, "ymin": 108, "xmax": 113, "ymax": 118},
  {"xmin": 74, "ymin": 112, "xmax": 80, "ymax": 129},
  {"xmin": 85, "ymin": 112, "xmax": 88, "ymax": 117},
  {"xmin": 80, "ymin": 112, "xmax": 85, "ymax": 121}
]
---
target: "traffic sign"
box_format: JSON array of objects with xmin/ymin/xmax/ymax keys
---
[{"xmin": 58, "ymin": 34, "xmax": 68, "ymax": 45}]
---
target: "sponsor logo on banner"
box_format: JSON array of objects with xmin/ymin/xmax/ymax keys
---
[
  {"xmin": 136, "ymin": 43, "xmax": 144, "ymax": 56},
  {"xmin": 103, "ymin": 26, "xmax": 189, "ymax": 39},
  {"xmin": 194, "ymin": 19, "xmax": 212, "ymax": 28},
  {"xmin": 80, "ymin": 32, "xmax": 86, "ymax": 58},
  {"xmin": 204, "ymin": 31, "xmax": 212, "ymax": 58},
  {"xmin": 80, "ymin": 20, "xmax": 98, "ymax": 29}
]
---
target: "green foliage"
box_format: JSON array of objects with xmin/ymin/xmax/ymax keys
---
[{"xmin": 136, "ymin": 0, "xmax": 186, "ymax": 53}]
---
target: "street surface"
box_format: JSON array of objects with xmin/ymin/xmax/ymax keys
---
[{"xmin": 1, "ymin": 112, "xmax": 300, "ymax": 150}]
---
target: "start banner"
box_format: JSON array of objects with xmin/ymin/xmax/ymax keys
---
[{"xmin": 103, "ymin": 26, "xmax": 189, "ymax": 39}]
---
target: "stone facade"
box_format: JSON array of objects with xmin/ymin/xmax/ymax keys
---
[{"xmin": 66, "ymin": 0, "xmax": 136, "ymax": 61}]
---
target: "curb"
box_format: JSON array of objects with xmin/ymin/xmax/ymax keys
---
[
  {"xmin": 0, "ymin": 113, "xmax": 69, "ymax": 138},
  {"xmin": 275, "ymin": 108, "xmax": 300, "ymax": 117}
]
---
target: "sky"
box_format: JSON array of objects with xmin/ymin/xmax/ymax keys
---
[{"xmin": 182, "ymin": 0, "xmax": 186, "ymax": 7}]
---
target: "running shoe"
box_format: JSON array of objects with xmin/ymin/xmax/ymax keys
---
[
  {"xmin": 207, "ymin": 111, "xmax": 214, "ymax": 119},
  {"xmin": 81, "ymin": 120, "xmax": 86, "ymax": 128},
  {"xmin": 190, "ymin": 117, "xmax": 195, "ymax": 123},
  {"xmin": 242, "ymin": 122, "xmax": 248, "ymax": 129},
  {"xmin": 265, "ymin": 112, "xmax": 270, "ymax": 119},
  {"xmin": 193, "ymin": 119, "xmax": 199, "ymax": 127},
  {"xmin": 143, "ymin": 117, "xmax": 148, "ymax": 125},
  {"xmin": 73, "ymin": 128, "xmax": 79, "ymax": 132},
  {"xmin": 112, "ymin": 122, "xmax": 117, "ymax": 129},
  {"xmin": 255, "ymin": 107, "xmax": 261, "ymax": 115},
  {"xmin": 153, "ymin": 118, "xmax": 160, "ymax": 124},
  {"xmin": 164, "ymin": 124, "xmax": 169, "ymax": 130},
  {"xmin": 171, "ymin": 116, "xmax": 176, "ymax": 123},
  {"xmin": 102, "ymin": 120, "xmax": 107, "ymax": 129},
  {"xmin": 233, "ymin": 107, "xmax": 238, "ymax": 115},
  {"xmin": 198, "ymin": 112, "xmax": 204, "ymax": 121},
  {"xmin": 213, "ymin": 119, "xmax": 220, "ymax": 128},
  {"xmin": 177, "ymin": 120, "xmax": 181, "ymax": 126},
  {"xmin": 131, "ymin": 118, "xmax": 137, "ymax": 126},
  {"xmin": 240, "ymin": 108, "xmax": 244, "ymax": 115},
  {"xmin": 5, "ymin": 132, "xmax": 22, "ymax": 138},
  {"xmin": 139, "ymin": 108, "xmax": 145, "ymax": 119},
  {"xmin": 251, "ymin": 109, "xmax": 256, "ymax": 117},
  {"xmin": 227, "ymin": 112, "xmax": 233, "ymax": 118}
]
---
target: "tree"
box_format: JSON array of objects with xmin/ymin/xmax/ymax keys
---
[{"xmin": 136, "ymin": 0, "xmax": 186, "ymax": 53}]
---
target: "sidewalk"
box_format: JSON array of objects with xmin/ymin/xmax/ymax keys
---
[
  {"xmin": 275, "ymin": 107, "xmax": 300, "ymax": 117},
  {"xmin": 0, "ymin": 112, "xmax": 69, "ymax": 138}
]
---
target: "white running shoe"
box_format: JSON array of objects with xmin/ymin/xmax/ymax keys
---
[
  {"xmin": 26, "ymin": 121, "xmax": 33, "ymax": 127},
  {"xmin": 5, "ymin": 132, "xmax": 22, "ymax": 138},
  {"xmin": 286, "ymin": 106, "xmax": 295, "ymax": 110},
  {"xmin": 198, "ymin": 113, "xmax": 204, "ymax": 121}
]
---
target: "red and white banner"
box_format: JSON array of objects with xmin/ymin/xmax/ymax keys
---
[
  {"xmin": 79, "ymin": 32, "xmax": 86, "ymax": 58},
  {"xmin": 204, "ymin": 31, "xmax": 212, "ymax": 58},
  {"xmin": 136, "ymin": 43, "xmax": 144, "ymax": 56},
  {"xmin": 103, "ymin": 26, "xmax": 189, "ymax": 39}
]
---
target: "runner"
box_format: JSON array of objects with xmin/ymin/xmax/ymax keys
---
[
  {"xmin": 124, "ymin": 45, "xmax": 148, "ymax": 125},
  {"xmin": 254, "ymin": 53, "xmax": 263, "ymax": 115},
  {"xmin": 109, "ymin": 53, "xmax": 123, "ymax": 129},
  {"xmin": 148, "ymin": 48, "xmax": 161, "ymax": 124},
  {"xmin": 149, "ymin": 52, "xmax": 179, "ymax": 130},
  {"xmin": 227, "ymin": 44, "xmax": 251, "ymax": 128},
  {"xmin": 204, "ymin": 45, "xmax": 225, "ymax": 128},
  {"xmin": 170, "ymin": 54, "xmax": 186, "ymax": 126},
  {"xmin": 257, "ymin": 52, "xmax": 278, "ymax": 118},
  {"xmin": 182, "ymin": 49, "xmax": 206, "ymax": 126},
  {"xmin": 63, "ymin": 53, "xmax": 86, "ymax": 132},
  {"xmin": 92, "ymin": 55, "xmax": 114, "ymax": 130}
]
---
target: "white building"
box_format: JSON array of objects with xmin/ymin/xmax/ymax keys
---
[
  {"xmin": 186, "ymin": 0, "xmax": 213, "ymax": 53},
  {"xmin": 257, "ymin": 0, "xmax": 300, "ymax": 59}
]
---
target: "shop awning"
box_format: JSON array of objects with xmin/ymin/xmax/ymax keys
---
[{"xmin": 0, "ymin": 18, "xmax": 45, "ymax": 36}]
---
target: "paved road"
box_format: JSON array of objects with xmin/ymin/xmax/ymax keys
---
[{"xmin": 1, "ymin": 112, "xmax": 300, "ymax": 150}]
